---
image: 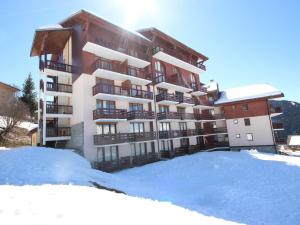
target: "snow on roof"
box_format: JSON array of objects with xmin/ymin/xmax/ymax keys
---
[
  {"xmin": 215, "ymin": 84, "xmax": 283, "ymax": 104},
  {"xmin": 60, "ymin": 9, "xmax": 151, "ymax": 42},
  {"xmin": 288, "ymin": 135, "xmax": 300, "ymax": 146},
  {"xmin": 204, "ymin": 80, "xmax": 218, "ymax": 92},
  {"xmin": 38, "ymin": 24, "xmax": 63, "ymax": 30}
]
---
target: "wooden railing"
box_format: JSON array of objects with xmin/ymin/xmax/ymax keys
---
[
  {"xmin": 94, "ymin": 132, "xmax": 156, "ymax": 145},
  {"xmin": 157, "ymin": 112, "xmax": 181, "ymax": 120},
  {"xmin": 40, "ymin": 60, "xmax": 74, "ymax": 73},
  {"xmin": 194, "ymin": 98, "xmax": 214, "ymax": 106},
  {"xmin": 92, "ymin": 83, "xmax": 153, "ymax": 100},
  {"xmin": 159, "ymin": 129, "xmax": 201, "ymax": 139},
  {"xmin": 178, "ymin": 96, "xmax": 195, "ymax": 105},
  {"xmin": 93, "ymin": 108, "xmax": 127, "ymax": 120},
  {"xmin": 127, "ymin": 111, "xmax": 155, "ymax": 120},
  {"xmin": 46, "ymin": 82, "xmax": 72, "ymax": 93},
  {"xmin": 195, "ymin": 113, "xmax": 225, "ymax": 120},
  {"xmin": 46, "ymin": 102, "xmax": 73, "ymax": 114},
  {"xmin": 273, "ymin": 122, "xmax": 284, "ymax": 129},
  {"xmin": 152, "ymin": 46, "xmax": 206, "ymax": 71},
  {"xmin": 46, "ymin": 127, "xmax": 71, "ymax": 137},
  {"xmin": 203, "ymin": 127, "xmax": 228, "ymax": 134},
  {"xmin": 156, "ymin": 93, "xmax": 180, "ymax": 102}
]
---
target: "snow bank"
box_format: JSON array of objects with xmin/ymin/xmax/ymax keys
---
[
  {"xmin": 215, "ymin": 84, "xmax": 283, "ymax": 104},
  {"xmin": 0, "ymin": 116, "xmax": 37, "ymax": 131},
  {"xmin": 0, "ymin": 147, "xmax": 118, "ymax": 186}
]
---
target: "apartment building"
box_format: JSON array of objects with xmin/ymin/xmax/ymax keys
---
[
  {"xmin": 30, "ymin": 10, "xmax": 283, "ymax": 171},
  {"xmin": 214, "ymin": 84, "xmax": 284, "ymax": 151},
  {"xmin": 0, "ymin": 81, "xmax": 20, "ymax": 102}
]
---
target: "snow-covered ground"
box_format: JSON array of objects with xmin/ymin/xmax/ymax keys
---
[{"xmin": 1, "ymin": 147, "xmax": 300, "ymax": 225}]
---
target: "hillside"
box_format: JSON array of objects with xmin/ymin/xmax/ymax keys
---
[{"xmin": 270, "ymin": 100, "xmax": 300, "ymax": 138}]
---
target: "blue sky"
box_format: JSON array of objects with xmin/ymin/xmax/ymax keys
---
[{"xmin": 0, "ymin": 0, "xmax": 299, "ymax": 101}]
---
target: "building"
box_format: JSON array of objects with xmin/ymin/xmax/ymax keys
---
[
  {"xmin": 30, "ymin": 10, "xmax": 283, "ymax": 171},
  {"xmin": 0, "ymin": 81, "xmax": 20, "ymax": 102},
  {"xmin": 287, "ymin": 135, "xmax": 300, "ymax": 150},
  {"xmin": 214, "ymin": 84, "xmax": 284, "ymax": 151}
]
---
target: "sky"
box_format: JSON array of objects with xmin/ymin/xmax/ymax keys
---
[{"xmin": 0, "ymin": 0, "xmax": 299, "ymax": 101}]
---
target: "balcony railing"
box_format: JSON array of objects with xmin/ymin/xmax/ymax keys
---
[
  {"xmin": 181, "ymin": 113, "xmax": 195, "ymax": 120},
  {"xmin": 127, "ymin": 111, "xmax": 155, "ymax": 120},
  {"xmin": 205, "ymin": 141, "xmax": 229, "ymax": 149},
  {"xmin": 157, "ymin": 112, "xmax": 181, "ymax": 120},
  {"xmin": 178, "ymin": 96, "xmax": 195, "ymax": 105},
  {"xmin": 93, "ymin": 83, "xmax": 153, "ymax": 100},
  {"xmin": 93, "ymin": 108, "xmax": 127, "ymax": 120},
  {"xmin": 273, "ymin": 122, "xmax": 284, "ymax": 129},
  {"xmin": 46, "ymin": 127, "xmax": 71, "ymax": 137},
  {"xmin": 94, "ymin": 58, "xmax": 151, "ymax": 80},
  {"xmin": 40, "ymin": 60, "xmax": 74, "ymax": 73},
  {"xmin": 152, "ymin": 46, "xmax": 206, "ymax": 71},
  {"xmin": 159, "ymin": 129, "xmax": 201, "ymax": 139},
  {"xmin": 204, "ymin": 127, "xmax": 228, "ymax": 134},
  {"xmin": 156, "ymin": 93, "xmax": 180, "ymax": 102},
  {"xmin": 154, "ymin": 72, "xmax": 193, "ymax": 89},
  {"xmin": 275, "ymin": 137, "xmax": 286, "ymax": 144},
  {"xmin": 46, "ymin": 102, "xmax": 73, "ymax": 114},
  {"xmin": 195, "ymin": 113, "xmax": 225, "ymax": 120},
  {"xmin": 94, "ymin": 132, "xmax": 156, "ymax": 145},
  {"xmin": 46, "ymin": 82, "xmax": 72, "ymax": 93},
  {"xmin": 194, "ymin": 98, "xmax": 214, "ymax": 106},
  {"xmin": 93, "ymin": 39, "xmax": 149, "ymax": 61},
  {"xmin": 270, "ymin": 105, "xmax": 283, "ymax": 114}
]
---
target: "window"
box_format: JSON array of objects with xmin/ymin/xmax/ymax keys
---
[
  {"xmin": 177, "ymin": 107, "xmax": 185, "ymax": 114},
  {"xmin": 180, "ymin": 138, "xmax": 189, "ymax": 147},
  {"xmin": 159, "ymin": 105, "xmax": 169, "ymax": 113},
  {"xmin": 96, "ymin": 100, "xmax": 115, "ymax": 109},
  {"xmin": 209, "ymin": 109, "xmax": 215, "ymax": 115},
  {"xmin": 244, "ymin": 118, "xmax": 251, "ymax": 126},
  {"xmin": 159, "ymin": 122, "xmax": 171, "ymax": 131},
  {"xmin": 246, "ymin": 133, "xmax": 253, "ymax": 141},
  {"xmin": 175, "ymin": 91, "xmax": 184, "ymax": 101},
  {"xmin": 129, "ymin": 103, "xmax": 143, "ymax": 111},
  {"xmin": 131, "ymin": 84, "xmax": 142, "ymax": 97},
  {"xmin": 128, "ymin": 66, "xmax": 138, "ymax": 77},
  {"xmin": 172, "ymin": 66, "xmax": 180, "ymax": 74},
  {"xmin": 232, "ymin": 105, "xmax": 236, "ymax": 110},
  {"xmin": 242, "ymin": 104, "xmax": 249, "ymax": 111},
  {"xmin": 179, "ymin": 122, "xmax": 187, "ymax": 131},
  {"xmin": 128, "ymin": 49, "xmax": 138, "ymax": 58},
  {"xmin": 154, "ymin": 61, "xmax": 165, "ymax": 82},
  {"xmin": 97, "ymin": 146, "xmax": 118, "ymax": 162},
  {"xmin": 236, "ymin": 134, "xmax": 240, "ymax": 138},
  {"xmin": 131, "ymin": 143, "xmax": 147, "ymax": 156},
  {"xmin": 160, "ymin": 140, "xmax": 173, "ymax": 151},
  {"xmin": 97, "ymin": 124, "xmax": 116, "ymax": 134},
  {"xmin": 233, "ymin": 119, "xmax": 238, "ymax": 124},
  {"xmin": 158, "ymin": 88, "xmax": 167, "ymax": 95},
  {"xmin": 130, "ymin": 122, "xmax": 144, "ymax": 133}
]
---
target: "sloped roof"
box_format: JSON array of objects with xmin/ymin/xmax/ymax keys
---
[
  {"xmin": 215, "ymin": 84, "xmax": 284, "ymax": 105},
  {"xmin": 0, "ymin": 82, "xmax": 20, "ymax": 92}
]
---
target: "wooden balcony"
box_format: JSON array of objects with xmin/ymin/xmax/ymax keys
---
[
  {"xmin": 40, "ymin": 60, "xmax": 74, "ymax": 73},
  {"xmin": 127, "ymin": 110, "xmax": 155, "ymax": 120},
  {"xmin": 275, "ymin": 137, "xmax": 286, "ymax": 144},
  {"xmin": 205, "ymin": 141, "xmax": 230, "ymax": 149},
  {"xmin": 94, "ymin": 132, "xmax": 156, "ymax": 145},
  {"xmin": 154, "ymin": 73, "xmax": 193, "ymax": 92},
  {"xmin": 195, "ymin": 113, "xmax": 225, "ymax": 120},
  {"xmin": 93, "ymin": 83, "xmax": 153, "ymax": 100},
  {"xmin": 46, "ymin": 82, "xmax": 72, "ymax": 93},
  {"xmin": 156, "ymin": 93, "xmax": 180, "ymax": 103},
  {"xmin": 93, "ymin": 108, "xmax": 127, "ymax": 120},
  {"xmin": 177, "ymin": 96, "xmax": 195, "ymax": 106},
  {"xmin": 157, "ymin": 112, "xmax": 181, "ymax": 120},
  {"xmin": 181, "ymin": 113, "xmax": 196, "ymax": 120},
  {"xmin": 159, "ymin": 129, "xmax": 201, "ymax": 139},
  {"xmin": 46, "ymin": 127, "xmax": 71, "ymax": 137},
  {"xmin": 203, "ymin": 127, "xmax": 228, "ymax": 135},
  {"xmin": 46, "ymin": 102, "xmax": 73, "ymax": 114},
  {"xmin": 273, "ymin": 122, "xmax": 284, "ymax": 130}
]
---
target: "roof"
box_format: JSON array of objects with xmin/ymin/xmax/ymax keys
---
[
  {"xmin": 287, "ymin": 135, "xmax": 300, "ymax": 146},
  {"xmin": 214, "ymin": 84, "xmax": 284, "ymax": 105},
  {"xmin": 0, "ymin": 82, "xmax": 20, "ymax": 92},
  {"xmin": 60, "ymin": 9, "xmax": 151, "ymax": 43},
  {"xmin": 137, "ymin": 27, "xmax": 209, "ymax": 61},
  {"xmin": 204, "ymin": 80, "xmax": 218, "ymax": 92}
]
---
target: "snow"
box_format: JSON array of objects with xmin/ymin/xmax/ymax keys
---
[
  {"xmin": 1, "ymin": 147, "xmax": 300, "ymax": 225},
  {"xmin": 291, "ymin": 102, "xmax": 296, "ymax": 106},
  {"xmin": 0, "ymin": 185, "xmax": 238, "ymax": 225},
  {"xmin": 287, "ymin": 135, "xmax": 300, "ymax": 146},
  {"xmin": 0, "ymin": 116, "xmax": 37, "ymax": 131},
  {"xmin": 204, "ymin": 80, "xmax": 218, "ymax": 92},
  {"xmin": 38, "ymin": 24, "xmax": 63, "ymax": 30},
  {"xmin": 215, "ymin": 84, "xmax": 283, "ymax": 104}
]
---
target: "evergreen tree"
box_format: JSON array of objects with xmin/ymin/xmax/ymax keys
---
[{"xmin": 20, "ymin": 73, "xmax": 37, "ymax": 117}]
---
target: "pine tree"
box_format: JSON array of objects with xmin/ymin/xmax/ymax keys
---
[{"xmin": 20, "ymin": 73, "xmax": 37, "ymax": 118}]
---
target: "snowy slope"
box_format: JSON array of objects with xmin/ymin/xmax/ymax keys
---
[{"xmin": 0, "ymin": 185, "xmax": 239, "ymax": 225}]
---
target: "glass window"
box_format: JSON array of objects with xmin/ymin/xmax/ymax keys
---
[
  {"xmin": 179, "ymin": 122, "xmax": 187, "ymax": 130},
  {"xmin": 111, "ymin": 146, "xmax": 118, "ymax": 161},
  {"xmin": 160, "ymin": 140, "xmax": 173, "ymax": 151},
  {"xmin": 242, "ymin": 104, "xmax": 249, "ymax": 111},
  {"xmin": 129, "ymin": 103, "xmax": 143, "ymax": 111},
  {"xmin": 232, "ymin": 105, "xmax": 236, "ymax": 110},
  {"xmin": 97, "ymin": 147, "xmax": 104, "ymax": 162},
  {"xmin": 97, "ymin": 124, "xmax": 117, "ymax": 134},
  {"xmin": 244, "ymin": 118, "xmax": 251, "ymax": 126},
  {"xmin": 180, "ymin": 138, "xmax": 189, "ymax": 147},
  {"xmin": 130, "ymin": 122, "xmax": 144, "ymax": 133},
  {"xmin": 97, "ymin": 100, "xmax": 115, "ymax": 109},
  {"xmin": 159, "ymin": 122, "xmax": 171, "ymax": 131},
  {"xmin": 246, "ymin": 133, "xmax": 253, "ymax": 141},
  {"xmin": 159, "ymin": 105, "xmax": 169, "ymax": 113}
]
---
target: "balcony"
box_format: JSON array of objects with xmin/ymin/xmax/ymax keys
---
[
  {"xmin": 177, "ymin": 96, "xmax": 195, "ymax": 107},
  {"xmin": 157, "ymin": 112, "xmax": 181, "ymax": 120},
  {"xmin": 127, "ymin": 111, "xmax": 155, "ymax": 120},
  {"xmin": 273, "ymin": 122, "xmax": 284, "ymax": 130},
  {"xmin": 45, "ymin": 102, "xmax": 73, "ymax": 117},
  {"xmin": 203, "ymin": 127, "xmax": 228, "ymax": 135},
  {"xmin": 159, "ymin": 129, "xmax": 200, "ymax": 139},
  {"xmin": 93, "ymin": 108, "xmax": 127, "ymax": 122},
  {"xmin": 154, "ymin": 73, "xmax": 193, "ymax": 93},
  {"xmin": 46, "ymin": 82, "xmax": 72, "ymax": 96},
  {"xmin": 191, "ymin": 87, "xmax": 207, "ymax": 97},
  {"xmin": 39, "ymin": 60, "xmax": 74, "ymax": 77},
  {"xmin": 204, "ymin": 141, "xmax": 230, "ymax": 149},
  {"xmin": 94, "ymin": 132, "xmax": 156, "ymax": 145},
  {"xmin": 93, "ymin": 83, "xmax": 153, "ymax": 103},
  {"xmin": 196, "ymin": 113, "xmax": 225, "ymax": 121},
  {"xmin": 269, "ymin": 105, "xmax": 283, "ymax": 117},
  {"xmin": 275, "ymin": 137, "xmax": 286, "ymax": 144},
  {"xmin": 92, "ymin": 58, "xmax": 152, "ymax": 86},
  {"xmin": 46, "ymin": 127, "xmax": 71, "ymax": 141},
  {"xmin": 181, "ymin": 113, "xmax": 196, "ymax": 120},
  {"xmin": 152, "ymin": 46, "xmax": 206, "ymax": 74},
  {"xmin": 83, "ymin": 41, "xmax": 150, "ymax": 68},
  {"xmin": 156, "ymin": 93, "xmax": 180, "ymax": 105},
  {"xmin": 193, "ymin": 98, "xmax": 214, "ymax": 109}
]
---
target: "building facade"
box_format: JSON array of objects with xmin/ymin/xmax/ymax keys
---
[
  {"xmin": 30, "ymin": 10, "xmax": 283, "ymax": 171},
  {"xmin": 0, "ymin": 81, "xmax": 20, "ymax": 102}
]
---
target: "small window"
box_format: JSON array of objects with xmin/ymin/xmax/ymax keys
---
[
  {"xmin": 244, "ymin": 118, "xmax": 251, "ymax": 126},
  {"xmin": 233, "ymin": 119, "xmax": 238, "ymax": 124},
  {"xmin": 242, "ymin": 104, "xmax": 249, "ymax": 111},
  {"xmin": 236, "ymin": 134, "xmax": 240, "ymax": 138},
  {"xmin": 232, "ymin": 105, "xmax": 236, "ymax": 110},
  {"xmin": 246, "ymin": 133, "xmax": 253, "ymax": 141}
]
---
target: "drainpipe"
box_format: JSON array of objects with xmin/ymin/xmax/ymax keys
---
[{"xmin": 266, "ymin": 99, "xmax": 276, "ymax": 152}]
